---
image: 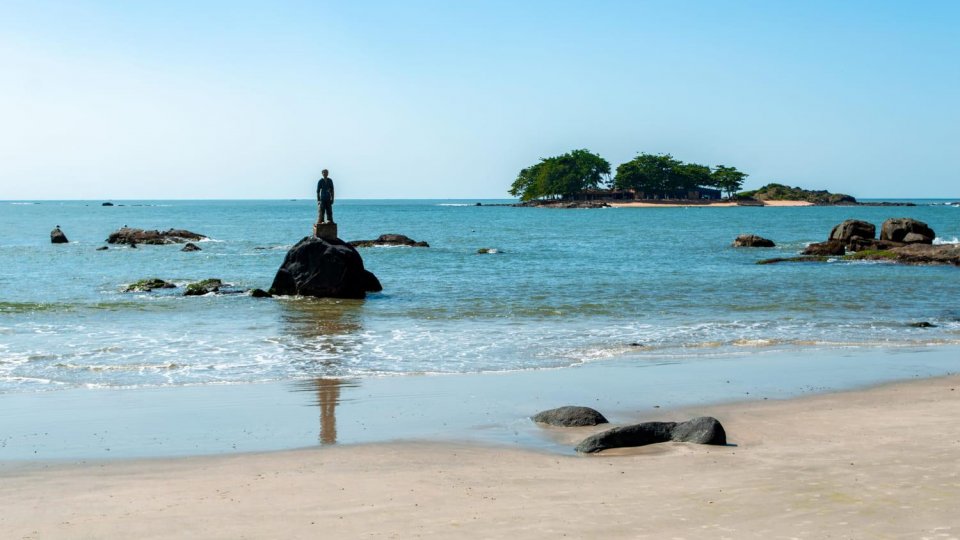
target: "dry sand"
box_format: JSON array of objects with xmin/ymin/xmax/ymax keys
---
[
  {"xmin": 4, "ymin": 376, "xmax": 960, "ymax": 539},
  {"xmin": 609, "ymin": 200, "xmax": 814, "ymax": 207}
]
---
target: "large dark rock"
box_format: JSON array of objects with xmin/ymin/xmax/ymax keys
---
[
  {"xmin": 846, "ymin": 237, "xmax": 903, "ymax": 252},
  {"xmin": 803, "ymin": 240, "xmax": 846, "ymax": 256},
  {"xmin": 732, "ymin": 234, "xmax": 775, "ymax": 248},
  {"xmin": 350, "ymin": 234, "xmax": 429, "ymax": 248},
  {"xmin": 532, "ymin": 406, "xmax": 609, "ymax": 427},
  {"xmin": 50, "ymin": 226, "xmax": 69, "ymax": 244},
  {"xmin": 829, "ymin": 220, "xmax": 875, "ymax": 242},
  {"xmin": 269, "ymin": 236, "xmax": 382, "ymax": 299},
  {"xmin": 107, "ymin": 227, "xmax": 206, "ymax": 245},
  {"xmin": 669, "ymin": 416, "xmax": 727, "ymax": 445},
  {"xmin": 576, "ymin": 416, "xmax": 727, "ymax": 453},
  {"xmin": 880, "ymin": 218, "xmax": 935, "ymax": 244}
]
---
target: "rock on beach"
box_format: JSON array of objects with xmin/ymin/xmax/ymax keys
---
[
  {"xmin": 532, "ymin": 406, "xmax": 609, "ymax": 427},
  {"xmin": 575, "ymin": 416, "xmax": 727, "ymax": 453}
]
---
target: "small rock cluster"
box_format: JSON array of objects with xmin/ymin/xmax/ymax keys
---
[
  {"xmin": 350, "ymin": 234, "xmax": 429, "ymax": 248},
  {"xmin": 532, "ymin": 405, "xmax": 727, "ymax": 454}
]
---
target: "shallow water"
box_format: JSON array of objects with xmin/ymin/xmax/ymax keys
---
[{"xmin": 1, "ymin": 199, "xmax": 959, "ymax": 392}]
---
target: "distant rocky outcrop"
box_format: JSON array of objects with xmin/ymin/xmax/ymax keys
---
[
  {"xmin": 124, "ymin": 278, "xmax": 176, "ymax": 292},
  {"xmin": 880, "ymin": 218, "xmax": 935, "ymax": 244},
  {"xmin": 759, "ymin": 217, "xmax": 956, "ymax": 267},
  {"xmin": 102, "ymin": 202, "xmax": 114, "ymax": 207},
  {"xmin": 50, "ymin": 226, "xmax": 68, "ymax": 244},
  {"xmin": 732, "ymin": 234, "xmax": 775, "ymax": 247},
  {"xmin": 514, "ymin": 200, "xmax": 610, "ymax": 209},
  {"xmin": 270, "ymin": 237, "xmax": 382, "ymax": 299},
  {"xmin": 532, "ymin": 406, "xmax": 609, "ymax": 427},
  {"xmin": 350, "ymin": 234, "xmax": 429, "ymax": 248},
  {"xmin": 739, "ymin": 183, "xmax": 856, "ymax": 205},
  {"xmin": 575, "ymin": 416, "xmax": 727, "ymax": 453},
  {"xmin": 107, "ymin": 227, "xmax": 206, "ymax": 245}
]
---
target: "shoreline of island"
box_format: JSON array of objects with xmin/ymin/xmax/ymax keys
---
[{"xmin": 3, "ymin": 370, "xmax": 959, "ymax": 538}]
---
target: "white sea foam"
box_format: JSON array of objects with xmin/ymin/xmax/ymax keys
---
[
  {"xmin": 933, "ymin": 237, "xmax": 960, "ymax": 245},
  {"xmin": 436, "ymin": 203, "xmax": 473, "ymax": 207}
]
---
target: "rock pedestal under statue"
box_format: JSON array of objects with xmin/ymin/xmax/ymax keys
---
[
  {"xmin": 313, "ymin": 221, "xmax": 338, "ymax": 240},
  {"xmin": 269, "ymin": 234, "xmax": 381, "ymax": 299}
]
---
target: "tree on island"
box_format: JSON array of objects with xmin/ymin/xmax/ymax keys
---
[
  {"xmin": 711, "ymin": 165, "xmax": 748, "ymax": 198},
  {"xmin": 509, "ymin": 149, "xmax": 611, "ymax": 201},
  {"xmin": 612, "ymin": 153, "xmax": 720, "ymax": 198}
]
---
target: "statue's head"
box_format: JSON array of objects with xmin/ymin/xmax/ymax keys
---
[{"xmin": 322, "ymin": 169, "xmax": 329, "ymax": 177}]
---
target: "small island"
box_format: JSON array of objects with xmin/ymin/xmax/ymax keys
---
[{"xmin": 508, "ymin": 150, "xmax": 913, "ymax": 207}]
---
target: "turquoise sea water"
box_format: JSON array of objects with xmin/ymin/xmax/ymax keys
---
[{"xmin": 1, "ymin": 199, "xmax": 959, "ymax": 393}]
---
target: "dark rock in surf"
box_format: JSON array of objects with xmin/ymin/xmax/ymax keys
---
[
  {"xmin": 732, "ymin": 234, "xmax": 775, "ymax": 248},
  {"xmin": 269, "ymin": 236, "xmax": 382, "ymax": 299},
  {"xmin": 96, "ymin": 246, "xmax": 109, "ymax": 251},
  {"xmin": 909, "ymin": 321, "xmax": 936, "ymax": 328},
  {"xmin": 880, "ymin": 218, "xmax": 935, "ymax": 244},
  {"xmin": 249, "ymin": 288, "xmax": 273, "ymax": 298},
  {"xmin": 181, "ymin": 242, "xmax": 202, "ymax": 252},
  {"xmin": 350, "ymin": 234, "xmax": 429, "ymax": 248},
  {"xmin": 803, "ymin": 240, "xmax": 846, "ymax": 256},
  {"xmin": 532, "ymin": 406, "xmax": 609, "ymax": 427},
  {"xmin": 829, "ymin": 220, "xmax": 876, "ymax": 242},
  {"xmin": 107, "ymin": 227, "xmax": 207, "ymax": 245},
  {"xmin": 102, "ymin": 202, "xmax": 114, "ymax": 206},
  {"xmin": 124, "ymin": 278, "xmax": 176, "ymax": 292},
  {"xmin": 575, "ymin": 416, "xmax": 727, "ymax": 453},
  {"xmin": 50, "ymin": 226, "xmax": 68, "ymax": 244}
]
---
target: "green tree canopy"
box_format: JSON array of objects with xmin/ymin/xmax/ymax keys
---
[
  {"xmin": 509, "ymin": 149, "xmax": 611, "ymax": 201},
  {"xmin": 711, "ymin": 165, "xmax": 748, "ymax": 198},
  {"xmin": 613, "ymin": 153, "xmax": 682, "ymax": 194}
]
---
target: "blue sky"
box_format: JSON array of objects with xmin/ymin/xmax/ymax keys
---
[{"xmin": 1, "ymin": 1, "xmax": 957, "ymax": 199}]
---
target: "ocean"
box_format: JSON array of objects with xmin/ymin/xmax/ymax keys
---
[{"xmin": 2, "ymin": 199, "xmax": 960, "ymax": 393}]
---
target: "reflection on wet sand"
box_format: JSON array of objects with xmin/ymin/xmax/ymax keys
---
[{"xmin": 281, "ymin": 299, "xmax": 365, "ymax": 445}]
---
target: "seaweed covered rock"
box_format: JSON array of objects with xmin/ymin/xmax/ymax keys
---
[
  {"xmin": 350, "ymin": 234, "xmax": 429, "ymax": 248},
  {"xmin": 107, "ymin": 227, "xmax": 206, "ymax": 245},
  {"xmin": 732, "ymin": 234, "xmax": 775, "ymax": 248},
  {"xmin": 880, "ymin": 218, "xmax": 935, "ymax": 245},
  {"xmin": 575, "ymin": 416, "xmax": 727, "ymax": 453},
  {"xmin": 184, "ymin": 279, "xmax": 222, "ymax": 296},
  {"xmin": 532, "ymin": 406, "xmax": 608, "ymax": 427},
  {"xmin": 270, "ymin": 237, "xmax": 382, "ymax": 299}
]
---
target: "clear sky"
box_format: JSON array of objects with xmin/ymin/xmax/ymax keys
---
[{"xmin": 1, "ymin": 1, "xmax": 957, "ymax": 199}]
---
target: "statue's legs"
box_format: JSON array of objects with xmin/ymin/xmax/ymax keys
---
[{"xmin": 319, "ymin": 200, "xmax": 333, "ymax": 223}]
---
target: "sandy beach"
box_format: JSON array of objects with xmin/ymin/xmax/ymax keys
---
[
  {"xmin": 4, "ymin": 374, "xmax": 959, "ymax": 539},
  {"xmin": 608, "ymin": 199, "xmax": 813, "ymax": 207}
]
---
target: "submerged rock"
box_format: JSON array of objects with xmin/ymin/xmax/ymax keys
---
[
  {"xmin": 270, "ymin": 236, "xmax": 382, "ymax": 299},
  {"xmin": 477, "ymin": 247, "xmax": 501, "ymax": 254},
  {"xmin": 96, "ymin": 246, "xmax": 109, "ymax": 251},
  {"xmin": 732, "ymin": 234, "xmax": 775, "ymax": 247},
  {"xmin": 107, "ymin": 227, "xmax": 207, "ymax": 245},
  {"xmin": 50, "ymin": 226, "xmax": 68, "ymax": 244},
  {"xmin": 181, "ymin": 242, "xmax": 202, "ymax": 252},
  {"xmin": 909, "ymin": 321, "xmax": 937, "ymax": 328},
  {"xmin": 350, "ymin": 234, "xmax": 429, "ymax": 248},
  {"xmin": 880, "ymin": 218, "xmax": 935, "ymax": 244},
  {"xmin": 575, "ymin": 416, "xmax": 727, "ymax": 453},
  {"xmin": 124, "ymin": 278, "xmax": 176, "ymax": 292},
  {"xmin": 532, "ymin": 406, "xmax": 609, "ymax": 427},
  {"xmin": 102, "ymin": 202, "xmax": 114, "ymax": 207}
]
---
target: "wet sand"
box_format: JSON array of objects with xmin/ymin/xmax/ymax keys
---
[{"xmin": 3, "ymin": 374, "xmax": 959, "ymax": 538}]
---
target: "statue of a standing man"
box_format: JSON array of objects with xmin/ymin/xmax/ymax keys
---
[{"xmin": 316, "ymin": 169, "xmax": 335, "ymax": 224}]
